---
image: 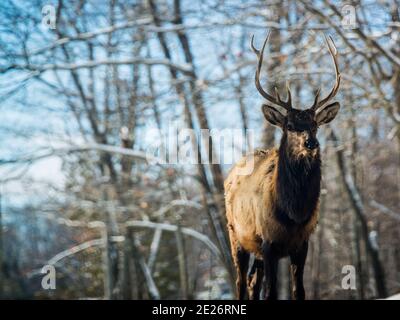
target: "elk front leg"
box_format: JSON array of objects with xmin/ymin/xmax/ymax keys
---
[
  {"xmin": 233, "ymin": 245, "xmax": 250, "ymax": 300},
  {"xmin": 228, "ymin": 225, "xmax": 250, "ymax": 300},
  {"xmin": 247, "ymin": 258, "xmax": 263, "ymax": 300},
  {"xmin": 289, "ymin": 241, "xmax": 308, "ymax": 300},
  {"xmin": 262, "ymin": 241, "xmax": 278, "ymax": 300}
]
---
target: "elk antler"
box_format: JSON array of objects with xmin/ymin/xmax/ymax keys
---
[
  {"xmin": 250, "ymin": 32, "xmax": 292, "ymax": 111},
  {"xmin": 310, "ymin": 35, "xmax": 341, "ymax": 111}
]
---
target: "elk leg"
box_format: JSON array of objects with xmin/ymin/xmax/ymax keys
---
[
  {"xmin": 289, "ymin": 241, "xmax": 308, "ymax": 300},
  {"xmin": 234, "ymin": 245, "xmax": 250, "ymax": 300},
  {"xmin": 228, "ymin": 226, "xmax": 250, "ymax": 300},
  {"xmin": 247, "ymin": 258, "xmax": 263, "ymax": 300},
  {"xmin": 262, "ymin": 241, "xmax": 278, "ymax": 300}
]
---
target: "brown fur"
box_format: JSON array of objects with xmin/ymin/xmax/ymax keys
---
[
  {"xmin": 286, "ymin": 131, "xmax": 318, "ymax": 160},
  {"xmin": 224, "ymin": 148, "xmax": 319, "ymax": 260}
]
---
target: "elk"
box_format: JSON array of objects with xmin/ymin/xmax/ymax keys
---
[{"xmin": 224, "ymin": 32, "xmax": 341, "ymax": 300}]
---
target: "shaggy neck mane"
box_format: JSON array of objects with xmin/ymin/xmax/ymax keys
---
[{"xmin": 275, "ymin": 134, "xmax": 321, "ymax": 226}]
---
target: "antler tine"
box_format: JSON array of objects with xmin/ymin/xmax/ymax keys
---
[
  {"xmin": 250, "ymin": 34, "xmax": 260, "ymax": 57},
  {"xmin": 274, "ymin": 84, "xmax": 292, "ymax": 107},
  {"xmin": 286, "ymin": 81, "xmax": 292, "ymax": 107},
  {"xmin": 250, "ymin": 32, "xmax": 292, "ymax": 111},
  {"xmin": 310, "ymin": 88, "xmax": 321, "ymax": 111},
  {"xmin": 251, "ymin": 32, "xmax": 276, "ymax": 103},
  {"xmin": 314, "ymin": 35, "xmax": 341, "ymax": 111},
  {"xmin": 274, "ymin": 87, "xmax": 282, "ymax": 102}
]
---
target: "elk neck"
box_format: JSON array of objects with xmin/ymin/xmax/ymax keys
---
[{"xmin": 274, "ymin": 133, "xmax": 321, "ymax": 226}]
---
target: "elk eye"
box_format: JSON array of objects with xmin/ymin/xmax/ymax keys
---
[{"xmin": 287, "ymin": 123, "xmax": 295, "ymax": 131}]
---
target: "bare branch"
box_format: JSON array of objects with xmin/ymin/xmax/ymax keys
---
[{"xmin": 125, "ymin": 220, "xmax": 222, "ymax": 262}]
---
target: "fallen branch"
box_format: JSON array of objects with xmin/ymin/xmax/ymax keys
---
[
  {"xmin": 48, "ymin": 239, "xmax": 104, "ymax": 265},
  {"xmin": 147, "ymin": 227, "xmax": 163, "ymax": 272},
  {"xmin": 125, "ymin": 220, "xmax": 222, "ymax": 262},
  {"xmin": 370, "ymin": 200, "xmax": 400, "ymax": 222},
  {"xmin": 153, "ymin": 199, "xmax": 203, "ymax": 217}
]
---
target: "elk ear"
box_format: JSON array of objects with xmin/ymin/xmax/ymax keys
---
[
  {"xmin": 315, "ymin": 102, "xmax": 340, "ymax": 125},
  {"xmin": 262, "ymin": 104, "xmax": 285, "ymax": 128}
]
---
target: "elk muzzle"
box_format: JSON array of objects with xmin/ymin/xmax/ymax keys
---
[{"xmin": 304, "ymin": 139, "xmax": 319, "ymax": 150}]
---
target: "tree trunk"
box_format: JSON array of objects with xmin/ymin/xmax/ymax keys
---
[
  {"xmin": 330, "ymin": 128, "xmax": 388, "ymax": 298},
  {"xmin": 147, "ymin": 0, "xmax": 234, "ymax": 286},
  {"xmin": 348, "ymin": 107, "xmax": 365, "ymax": 299},
  {"xmin": 175, "ymin": 224, "xmax": 189, "ymax": 299}
]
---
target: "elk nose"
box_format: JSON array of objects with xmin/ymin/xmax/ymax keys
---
[{"xmin": 305, "ymin": 139, "xmax": 319, "ymax": 150}]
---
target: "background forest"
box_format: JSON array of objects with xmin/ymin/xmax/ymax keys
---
[{"xmin": 0, "ymin": 0, "xmax": 399, "ymax": 299}]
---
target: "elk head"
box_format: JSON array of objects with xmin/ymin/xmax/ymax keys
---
[{"xmin": 251, "ymin": 32, "xmax": 341, "ymax": 160}]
